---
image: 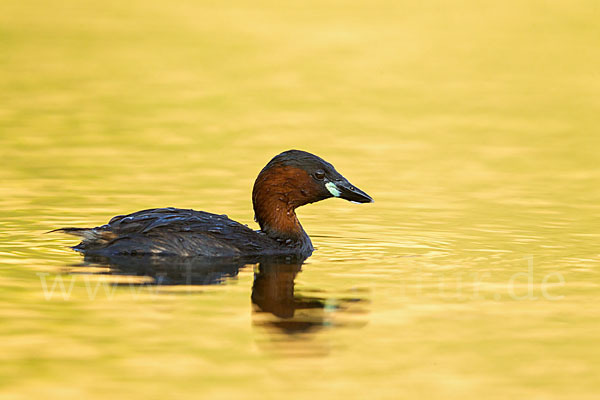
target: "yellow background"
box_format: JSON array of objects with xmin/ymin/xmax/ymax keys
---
[{"xmin": 1, "ymin": 1, "xmax": 599, "ymax": 399}]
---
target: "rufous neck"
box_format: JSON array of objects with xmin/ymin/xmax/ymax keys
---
[{"xmin": 252, "ymin": 166, "xmax": 311, "ymax": 242}]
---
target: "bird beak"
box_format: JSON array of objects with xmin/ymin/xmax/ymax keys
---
[{"xmin": 325, "ymin": 179, "xmax": 373, "ymax": 204}]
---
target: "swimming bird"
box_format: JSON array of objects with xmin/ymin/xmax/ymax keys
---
[{"xmin": 53, "ymin": 150, "xmax": 372, "ymax": 257}]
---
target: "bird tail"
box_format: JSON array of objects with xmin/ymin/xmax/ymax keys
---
[
  {"xmin": 47, "ymin": 226, "xmax": 118, "ymax": 244},
  {"xmin": 47, "ymin": 227, "xmax": 89, "ymax": 236}
]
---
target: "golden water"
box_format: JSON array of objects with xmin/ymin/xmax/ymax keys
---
[{"xmin": 1, "ymin": 1, "xmax": 599, "ymax": 398}]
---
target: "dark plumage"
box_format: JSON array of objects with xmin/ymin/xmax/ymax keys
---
[{"xmin": 53, "ymin": 150, "xmax": 372, "ymax": 257}]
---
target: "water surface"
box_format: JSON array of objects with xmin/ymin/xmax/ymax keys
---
[{"xmin": 1, "ymin": 1, "xmax": 599, "ymax": 399}]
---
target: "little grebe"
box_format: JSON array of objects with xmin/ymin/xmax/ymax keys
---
[{"xmin": 54, "ymin": 150, "xmax": 372, "ymax": 257}]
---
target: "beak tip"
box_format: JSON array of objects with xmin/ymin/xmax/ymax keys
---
[
  {"xmin": 351, "ymin": 194, "xmax": 373, "ymax": 204},
  {"xmin": 332, "ymin": 179, "xmax": 373, "ymax": 204}
]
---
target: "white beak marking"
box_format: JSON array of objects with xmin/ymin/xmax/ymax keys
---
[{"xmin": 325, "ymin": 182, "xmax": 341, "ymax": 197}]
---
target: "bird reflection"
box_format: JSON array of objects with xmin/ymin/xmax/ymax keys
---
[
  {"xmin": 77, "ymin": 253, "xmax": 367, "ymax": 337},
  {"xmin": 250, "ymin": 257, "xmax": 366, "ymax": 335},
  {"xmin": 80, "ymin": 254, "xmax": 246, "ymax": 286}
]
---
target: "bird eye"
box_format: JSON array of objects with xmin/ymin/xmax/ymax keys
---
[{"xmin": 314, "ymin": 170, "xmax": 325, "ymax": 180}]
